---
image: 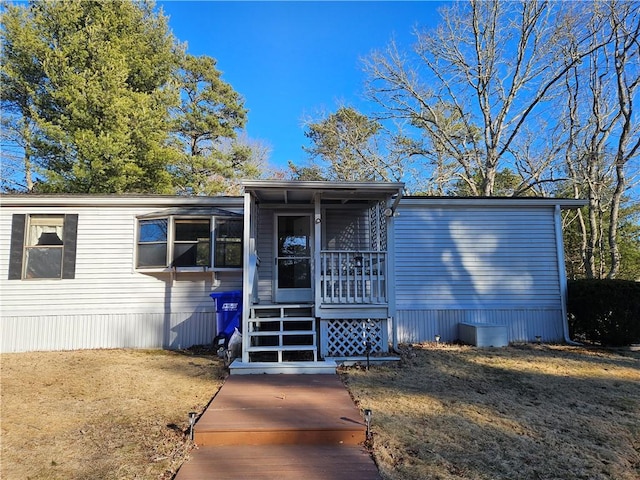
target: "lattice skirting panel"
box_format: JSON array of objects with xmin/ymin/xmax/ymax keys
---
[{"xmin": 320, "ymin": 318, "xmax": 388, "ymax": 357}]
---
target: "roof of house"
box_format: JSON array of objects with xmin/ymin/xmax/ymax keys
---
[
  {"xmin": 0, "ymin": 180, "xmax": 586, "ymax": 209},
  {"xmin": 241, "ymin": 180, "xmax": 405, "ymax": 204}
]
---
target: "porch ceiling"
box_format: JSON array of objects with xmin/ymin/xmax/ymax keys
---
[{"xmin": 242, "ymin": 180, "xmax": 404, "ymax": 204}]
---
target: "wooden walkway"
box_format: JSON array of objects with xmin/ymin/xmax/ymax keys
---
[{"xmin": 174, "ymin": 374, "xmax": 381, "ymax": 480}]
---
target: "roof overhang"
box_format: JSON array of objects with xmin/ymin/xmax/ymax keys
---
[
  {"xmin": 0, "ymin": 195, "xmax": 244, "ymax": 208},
  {"xmin": 137, "ymin": 207, "xmax": 242, "ymax": 219},
  {"xmin": 400, "ymin": 196, "xmax": 588, "ymax": 209},
  {"xmin": 241, "ymin": 180, "xmax": 405, "ymax": 204}
]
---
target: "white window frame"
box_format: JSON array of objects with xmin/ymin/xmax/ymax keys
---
[
  {"xmin": 135, "ymin": 215, "xmax": 243, "ymax": 273},
  {"xmin": 212, "ymin": 217, "xmax": 243, "ymax": 270}
]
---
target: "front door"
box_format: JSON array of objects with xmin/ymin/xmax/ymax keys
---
[{"xmin": 274, "ymin": 213, "xmax": 313, "ymax": 303}]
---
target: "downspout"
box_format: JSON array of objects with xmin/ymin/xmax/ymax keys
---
[
  {"xmin": 388, "ymin": 188, "xmax": 403, "ymax": 353},
  {"xmin": 555, "ymin": 205, "xmax": 581, "ymax": 346}
]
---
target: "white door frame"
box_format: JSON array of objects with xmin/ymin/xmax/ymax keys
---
[{"xmin": 273, "ymin": 212, "xmax": 314, "ymax": 303}]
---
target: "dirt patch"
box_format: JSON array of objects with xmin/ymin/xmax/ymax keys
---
[
  {"xmin": 1, "ymin": 348, "xmax": 225, "ymax": 480},
  {"xmin": 341, "ymin": 344, "xmax": 640, "ymax": 480}
]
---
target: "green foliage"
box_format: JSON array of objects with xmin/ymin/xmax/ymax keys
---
[
  {"xmin": 563, "ymin": 201, "xmax": 640, "ymax": 281},
  {"xmin": 2, "ymin": 0, "xmax": 261, "ymax": 195},
  {"xmin": 567, "ymin": 279, "xmax": 640, "ymax": 346},
  {"xmin": 453, "ymin": 168, "xmax": 524, "ymax": 197},
  {"xmin": 286, "ymin": 161, "xmax": 328, "ymax": 181},
  {"xmin": 2, "ymin": 0, "xmax": 181, "ymax": 193},
  {"xmin": 0, "ymin": 1, "xmax": 49, "ymax": 191},
  {"xmin": 303, "ymin": 107, "xmax": 386, "ymax": 181},
  {"xmin": 171, "ymin": 54, "xmax": 257, "ymax": 195},
  {"xmin": 616, "ymin": 208, "xmax": 640, "ymax": 281}
]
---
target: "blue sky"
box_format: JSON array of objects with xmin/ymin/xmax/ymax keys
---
[{"xmin": 158, "ymin": 1, "xmax": 445, "ymax": 171}]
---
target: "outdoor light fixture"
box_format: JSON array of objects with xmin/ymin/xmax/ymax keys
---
[
  {"xmin": 188, "ymin": 412, "xmax": 197, "ymax": 441},
  {"xmin": 363, "ymin": 409, "xmax": 372, "ymax": 440},
  {"xmin": 435, "ymin": 334, "xmax": 441, "ymax": 345}
]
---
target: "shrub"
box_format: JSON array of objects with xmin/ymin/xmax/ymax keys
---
[{"xmin": 567, "ymin": 279, "xmax": 640, "ymax": 346}]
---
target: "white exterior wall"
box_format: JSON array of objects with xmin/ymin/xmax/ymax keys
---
[
  {"xmin": 0, "ymin": 200, "xmax": 242, "ymax": 353},
  {"xmin": 1, "ymin": 191, "xmax": 577, "ymax": 353},
  {"xmin": 393, "ymin": 201, "xmax": 565, "ymax": 344}
]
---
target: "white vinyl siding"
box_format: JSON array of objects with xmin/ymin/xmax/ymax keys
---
[
  {"xmin": 393, "ymin": 204, "xmax": 563, "ymax": 343},
  {"xmin": 1, "ymin": 203, "xmax": 242, "ymax": 352}
]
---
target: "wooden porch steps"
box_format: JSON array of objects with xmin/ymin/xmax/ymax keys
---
[
  {"xmin": 173, "ymin": 445, "xmax": 381, "ymax": 479},
  {"xmin": 230, "ymin": 359, "xmax": 336, "ymax": 375},
  {"xmin": 248, "ymin": 304, "xmax": 319, "ymax": 363},
  {"xmin": 193, "ymin": 375, "xmax": 363, "ymax": 446},
  {"xmin": 175, "ymin": 374, "xmax": 380, "ymax": 479}
]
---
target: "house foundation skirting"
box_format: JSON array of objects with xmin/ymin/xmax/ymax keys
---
[
  {"xmin": 320, "ymin": 318, "xmax": 388, "ymax": 357},
  {"xmin": 0, "ymin": 311, "xmax": 215, "ymax": 353},
  {"xmin": 395, "ymin": 308, "xmax": 564, "ymax": 345}
]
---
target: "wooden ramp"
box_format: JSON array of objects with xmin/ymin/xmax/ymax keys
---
[{"xmin": 175, "ymin": 375, "xmax": 381, "ymax": 480}]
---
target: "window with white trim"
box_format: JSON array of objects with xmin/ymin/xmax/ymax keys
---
[
  {"xmin": 136, "ymin": 216, "xmax": 242, "ymax": 270},
  {"xmin": 174, "ymin": 219, "xmax": 211, "ymax": 267},
  {"xmin": 137, "ymin": 218, "xmax": 169, "ymax": 268},
  {"xmin": 214, "ymin": 218, "xmax": 242, "ymax": 268}
]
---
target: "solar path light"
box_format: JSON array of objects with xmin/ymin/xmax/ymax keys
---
[
  {"xmin": 188, "ymin": 412, "xmax": 197, "ymax": 441},
  {"xmin": 363, "ymin": 408, "xmax": 372, "ymax": 440}
]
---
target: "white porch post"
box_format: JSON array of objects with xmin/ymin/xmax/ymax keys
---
[
  {"xmin": 313, "ymin": 193, "xmax": 322, "ymax": 316},
  {"xmin": 241, "ymin": 192, "xmax": 252, "ymax": 363}
]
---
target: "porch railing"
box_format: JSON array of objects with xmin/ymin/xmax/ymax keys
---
[{"xmin": 319, "ymin": 250, "xmax": 387, "ymax": 305}]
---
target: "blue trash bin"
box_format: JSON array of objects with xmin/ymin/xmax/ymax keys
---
[{"xmin": 210, "ymin": 290, "xmax": 242, "ymax": 340}]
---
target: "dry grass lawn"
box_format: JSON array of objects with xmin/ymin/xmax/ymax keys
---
[
  {"xmin": 1, "ymin": 349, "xmax": 225, "ymax": 480},
  {"xmin": 1, "ymin": 344, "xmax": 638, "ymax": 480},
  {"xmin": 342, "ymin": 344, "xmax": 640, "ymax": 480}
]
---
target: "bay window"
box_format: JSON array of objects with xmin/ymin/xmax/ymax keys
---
[{"xmin": 136, "ymin": 216, "xmax": 242, "ymax": 270}]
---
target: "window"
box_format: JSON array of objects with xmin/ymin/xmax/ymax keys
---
[
  {"xmin": 174, "ymin": 219, "xmax": 210, "ymax": 267},
  {"xmin": 8, "ymin": 214, "xmax": 78, "ymax": 280},
  {"xmin": 24, "ymin": 215, "xmax": 64, "ymax": 278},
  {"xmin": 137, "ymin": 219, "xmax": 168, "ymax": 268},
  {"xmin": 214, "ymin": 218, "xmax": 242, "ymax": 268},
  {"xmin": 136, "ymin": 216, "xmax": 241, "ymax": 270}
]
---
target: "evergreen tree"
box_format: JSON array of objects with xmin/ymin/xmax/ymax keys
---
[
  {"xmin": 171, "ymin": 54, "xmax": 258, "ymax": 195},
  {"xmin": 303, "ymin": 107, "xmax": 402, "ymax": 182},
  {"xmin": 1, "ymin": 0, "xmax": 181, "ymax": 193},
  {"xmin": 0, "ymin": 2, "xmax": 47, "ymax": 191}
]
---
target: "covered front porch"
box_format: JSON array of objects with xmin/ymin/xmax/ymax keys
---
[{"xmin": 238, "ymin": 180, "xmax": 403, "ymax": 370}]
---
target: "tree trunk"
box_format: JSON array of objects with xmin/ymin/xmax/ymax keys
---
[{"xmin": 607, "ymin": 161, "xmax": 624, "ymax": 278}]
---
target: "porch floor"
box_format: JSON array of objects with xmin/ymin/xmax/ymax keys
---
[{"xmin": 175, "ymin": 374, "xmax": 380, "ymax": 479}]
